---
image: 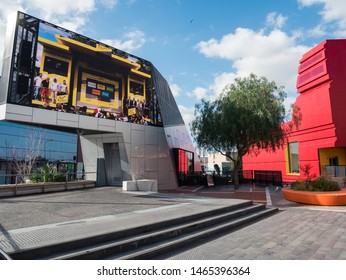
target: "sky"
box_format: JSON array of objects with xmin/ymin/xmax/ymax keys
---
[{"xmin": 1, "ymin": 0, "xmax": 346, "ymax": 130}]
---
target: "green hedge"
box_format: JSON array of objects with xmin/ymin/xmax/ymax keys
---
[
  {"xmin": 29, "ymin": 164, "xmax": 66, "ymax": 183},
  {"xmin": 291, "ymin": 176, "xmax": 340, "ymax": 192}
]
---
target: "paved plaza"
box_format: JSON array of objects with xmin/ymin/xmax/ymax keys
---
[{"xmin": 0, "ymin": 184, "xmax": 345, "ymax": 260}]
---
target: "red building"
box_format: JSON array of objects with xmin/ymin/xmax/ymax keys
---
[{"xmin": 242, "ymin": 39, "xmax": 346, "ymax": 182}]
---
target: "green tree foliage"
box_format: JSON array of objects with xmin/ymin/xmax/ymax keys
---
[{"xmin": 191, "ymin": 73, "xmax": 300, "ymax": 187}]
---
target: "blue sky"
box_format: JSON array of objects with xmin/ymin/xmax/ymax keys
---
[{"xmin": 1, "ymin": 0, "xmax": 346, "ymax": 128}]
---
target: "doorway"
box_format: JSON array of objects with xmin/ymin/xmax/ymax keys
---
[
  {"xmin": 329, "ymin": 156, "xmax": 339, "ymax": 166},
  {"xmin": 104, "ymin": 143, "xmax": 122, "ymax": 185}
]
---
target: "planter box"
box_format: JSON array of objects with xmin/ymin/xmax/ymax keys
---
[
  {"xmin": 122, "ymin": 179, "xmax": 158, "ymax": 192},
  {"xmin": 137, "ymin": 179, "xmax": 157, "ymax": 192},
  {"xmin": 122, "ymin": 181, "xmax": 138, "ymax": 191},
  {"xmin": 0, "ymin": 180, "xmax": 96, "ymax": 197},
  {"xmin": 282, "ymin": 187, "xmax": 346, "ymax": 206}
]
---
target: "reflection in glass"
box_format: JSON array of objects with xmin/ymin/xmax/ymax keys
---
[{"xmin": 288, "ymin": 142, "xmax": 299, "ymax": 173}]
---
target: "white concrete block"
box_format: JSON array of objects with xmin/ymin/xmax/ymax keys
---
[
  {"xmin": 137, "ymin": 179, "xmax": 157, "ymax": 192},
  {"xmin": 122, "ymin": 180, "xmax": 138, "ymax": 191}
]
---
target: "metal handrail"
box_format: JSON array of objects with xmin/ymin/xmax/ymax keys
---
[{"xmin": 325, "ymin": 165, "xmax": 346, "ymax": 177}]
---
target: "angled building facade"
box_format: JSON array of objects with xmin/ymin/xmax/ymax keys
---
[
  {"xmin": 243, "ymin": 39, "xmax": 346, "ymax": 182},
  {"xmin": 0, "ymin": 11, "xmax": 201, "ymax": 190}
]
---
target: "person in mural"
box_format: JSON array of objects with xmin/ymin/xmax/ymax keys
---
[
  {"xmin": 59, "ymin": 80, "xmax": 68, "ymax": 95},
  {"xmin": 129, "ymin": 96, "xmax": 136, "ymax": 108},
  {"xmin": 33, "ymin": 73, "xmax": 42, "ymax": 100},
  {"xmin": 40, "ymin": 76, "xmax": 50, "ymax": 102},
  {"xmin": 50, "ymin": 78, "xmax": 59, "ymax": 104}
]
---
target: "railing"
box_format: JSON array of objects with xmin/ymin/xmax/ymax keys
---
[
  {"xmin": 325, "ymin": 165, "xmax": 346, "ymax": 177},
  {"xmin": 253, "ymin": 170, "xmax": 282, "ymax": 186},
  {"xmin": 177, "ymin": 170, "xmax": 282, "ymax": 187},
  {"xmin": 0, "ymin": 172, "xmax": 97, "ymax": 198},
  {"xmin": 0, "ymin": 171, "xmax": 85, "ymax": 185}
]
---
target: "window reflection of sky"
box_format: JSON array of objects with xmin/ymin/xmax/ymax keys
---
[
  {"xmin": 38, "ymin": 22, "xmax": 70, "ymax": 43},
  {"xmin": 0, "ymin": 121, "xmax": 77, "ymax": 162},
  {"xmin": 36, "ymin": 22, "xmax": 71, "ymax": 68}
]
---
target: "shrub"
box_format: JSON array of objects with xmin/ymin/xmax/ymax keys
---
[
  {"xmin": 29, "ymin": 164, "xmax": 66, "ymax": 183},
  {"xmin": 291, "ymin": 175, "xmax": 340, "ymax": 192},
  {"xmin": 310, "ymin": 176, "xmax": 340, "ymax": 191},
  {"xmin": 290, "ymin": 181, "xmax": 306, "ymax": 191}
]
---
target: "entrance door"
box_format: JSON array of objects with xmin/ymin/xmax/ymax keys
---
[{"xmin": 104, "ymin": 143, "xmax": 122, "ymax": 185}]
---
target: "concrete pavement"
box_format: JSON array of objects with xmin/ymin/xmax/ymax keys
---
[{"xmin": 0, "ymin": 184, "xmax": 345, "ymax": 259}]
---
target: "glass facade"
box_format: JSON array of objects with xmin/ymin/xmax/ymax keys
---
[
  {"xmin": 151, "ymin": 66, "xmax": 184, "ymax": 126},
  {"xmin": 0, "ymin": 121, "xmax": 77, "ymax": 184},
  {"xmin": 173, "ymin": 148, "xmax": 195, "ymax": 186}
]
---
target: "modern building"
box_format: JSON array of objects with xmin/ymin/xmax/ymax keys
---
[
  {"xmin": 198, "ymin": 149, "xmax": 233, "ymax": 175},
  {"xmin": 242, "ymin": 39, "xmax": 346, "ymax": 183},
  {"xmin": 0, "ymin": 11, "xmax": 201, "ymax": 190}
]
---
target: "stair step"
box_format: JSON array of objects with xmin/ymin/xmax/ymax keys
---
[
  {"xmin": 113, "ymin": 208, "xmax": 278, "ymax": 260},
  {"xmin": 10, "ymin": 201, "xmax": 253, "ymax": 260},
  {"xmin": 51, "ymin": 205, "xmax": 276, "ymax": 260},
  {"xmin": 9, "ymin": 201, "xmax": 278, "ymax": 260}
]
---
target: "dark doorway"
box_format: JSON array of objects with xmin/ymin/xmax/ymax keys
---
[
  {"xmin": 329, "ymin": 157, "xmax": 339, "ymax": 166},
  {"xmin": 104, "ymin": 143, "xmax": 122, "ymax": 185}
]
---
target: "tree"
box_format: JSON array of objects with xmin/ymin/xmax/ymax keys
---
[
  {"xmin": 11, "ymin": 128, "xmax": 45, "ymax": 183},
  {"xmin": 191, "ymin": 73, "xmax": 300, "ymax": 188}
]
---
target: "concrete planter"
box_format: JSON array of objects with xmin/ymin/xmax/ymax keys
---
[
  {"xmin": 0, "ymin": 180, "xmax": 96, "ymax": 197},
  {"xmin": 282, "ymin": 187, "xmax": 346, "ymax": 206},
  {"xmin": 122, "ymin": 179, "xmax": 158, "ymax": 192},
  {"xmin": 137, "ymin": 179, "xmax": 157, "ymax": 192}
]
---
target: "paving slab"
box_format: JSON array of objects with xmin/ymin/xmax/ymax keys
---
[
  {"xmin": 1, "ymin": 184, "xmax": 346, "ymax": 260},
  {"xmin": 0, "ymin": 187, "xmax": 251, "ymax": 254}
]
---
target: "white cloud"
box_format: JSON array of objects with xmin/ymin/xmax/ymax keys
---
[
  {"xmin": 24, "ymin": 0, "xmax": 96, "ymax": 17},
  {"xmin": 307, "ymin": 24, "xmax": 327, "ymax": 37},
  {"xmin": 100, "ymin": 0, "xmax": 119, "ymax": 9},
  {"xmin": 178, "ymin": 104, "xmax": 195, "ymax": 128},
  {"xmin": 266, "ymin": 12, "xmax": 288, "ymax": 29},
  {"xmin": 299, "ymin": 0, "xmax": 346, "ymax": 36},
  {"xmin": 56, "ymin": 17, "xmax": 89, "ymax": 33},
  {"xmin": 189, "ymin": 13, "xmax": 318, "ymax": 118},
  {"xmin": 0, "ymin": 2, "xmax": 25, "ymax": 41},
  {"xmin": 187, "ymin": 86, "xmax": 208, "ymax": 100},
  {"xmin": 169, "ymin": 83, "xmax": 182, "ymax": 97},
  {"xmin": 101, "ymin": 30, "xmax": 146, "ymax": 53},
  {"xmin": 27, "ymin": 0, "xmax": 96, "ymax": 32},
  {"xmin": 195, "ymin": 26, "xmax": 310, "ymax": 95},
  {"xmin": 0, "ymin": 0, "xmax": 121, "ymax": 35},
  {"xmin": 209, "ymin": 72, "xmax": 237, "ymax": 99},
  {"xmin": 0, "ymin": 0, "xmax": 96, "ymax": 35},
  {"xmin": 0, "ymin": 1, "xmax": 25, "ymax": 19},
  {"xmin": 0, "ymin": 0, "xmax": 146, "ymax": 74}
]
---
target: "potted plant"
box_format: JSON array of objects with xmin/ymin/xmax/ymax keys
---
[{"xmin": 282, "ymin": 164, "xmax": 346, "ymax": 206}]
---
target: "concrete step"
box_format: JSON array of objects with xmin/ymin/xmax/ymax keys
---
[
  {"xmin": 115, "ymin": 207, "xmax": 278, "ymax": 260},
  {"xmin": 9, "ymin": 201, "xmax": 278, "ymax": 260},
  {"xmin": 9, "ymin": 200, "xmax": 254, "ymax": 260},
  {"xmin": 52, "ymin": 204, "xmax": 270, "ymax": 260}
]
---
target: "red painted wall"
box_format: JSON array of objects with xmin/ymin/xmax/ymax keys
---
[{"xmin": 243, "ymin": 39, "xmax": 346, "ymax": 182}]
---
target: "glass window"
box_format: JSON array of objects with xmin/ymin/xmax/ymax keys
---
[
  {"xmin": 288, "ymin": 142, "xmax": 299, "ymax": 173},
  {"xmin": 0, "ymin": 121, "xmax": 77, "ymax": 162},
  {"xmin": 43, "ymin": 56, "xmax": 69, "ymax": 77},
  {"xmin": 129, "ymin": 80, "xmax": 144, "ymax": 96}
]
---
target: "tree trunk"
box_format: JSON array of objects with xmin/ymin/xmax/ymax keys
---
[{"xmin": 233, "ymin": 159, "xmax": 241, "ymax": 189}]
